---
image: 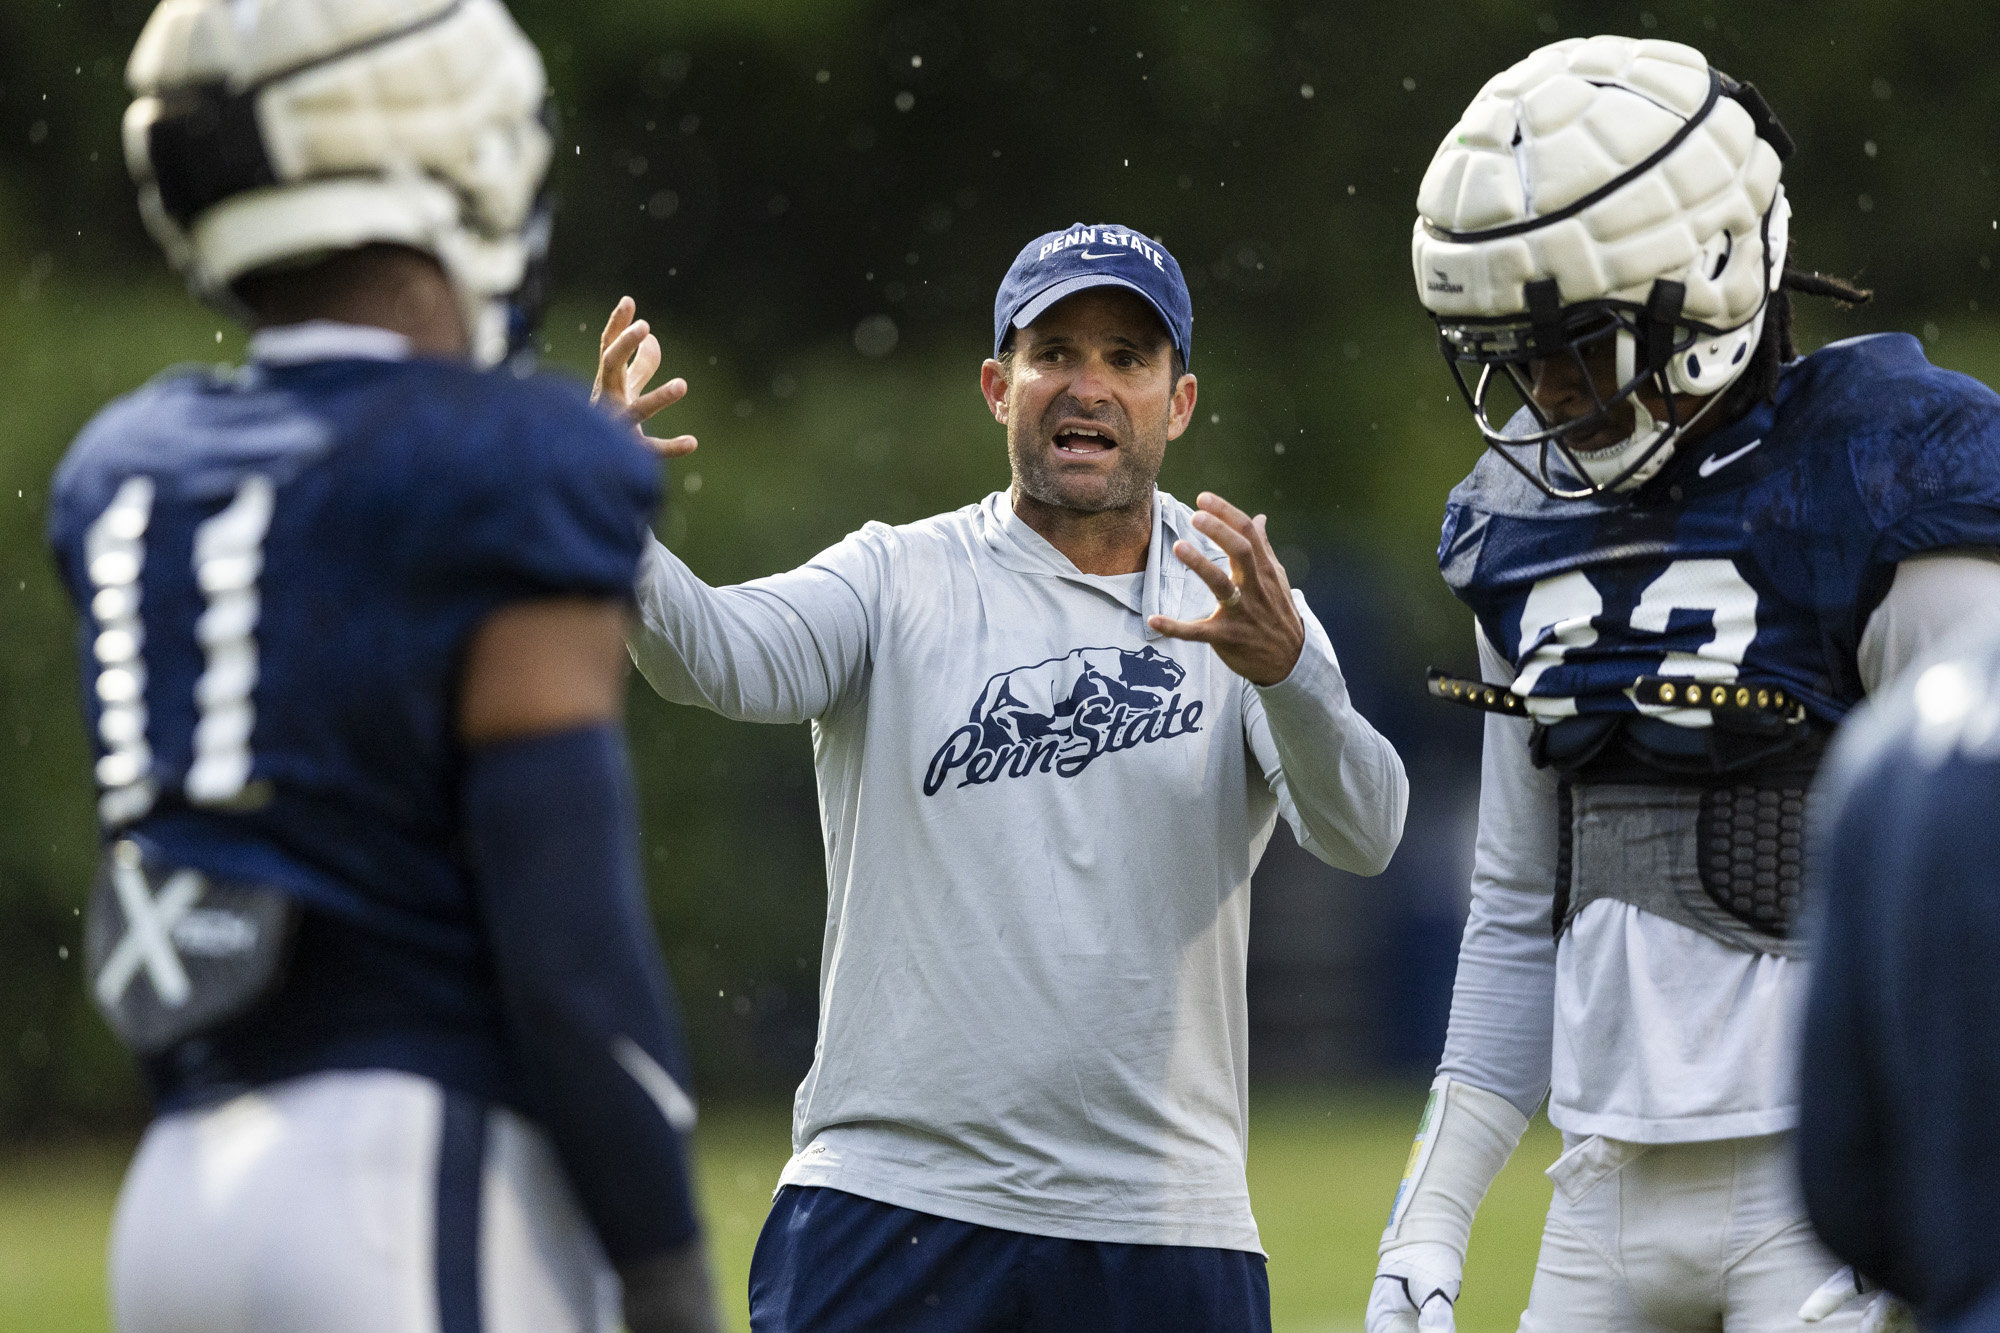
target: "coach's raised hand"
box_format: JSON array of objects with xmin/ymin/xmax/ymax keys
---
[
  {"xmin": 1147, "ymin": 491, "xmax": 1305, "ymax": 687},
  {"xmin": 593, "ymin": 296, "xmax": 699, "ymax": 458}
]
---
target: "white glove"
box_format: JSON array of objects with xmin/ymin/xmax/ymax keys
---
[
  {"xmin": 1368, "ymin": 1078, "xmax": 1531, "ymax": 1333},
  {"xmin": 1369, "ymin": 1240, "xmax": 1462, "ymax": 1333},
  {"xmin": 1798, "ymin": 1266, "xmax": 1914, "ymax": 1333}
]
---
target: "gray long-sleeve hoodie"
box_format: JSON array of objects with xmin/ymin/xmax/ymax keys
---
[{"xmin": 628, "ymin": 488, "xmax": 1407, "ymax": 1251}]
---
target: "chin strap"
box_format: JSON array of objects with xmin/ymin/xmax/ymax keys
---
[
  {"xmin": 1580, "ymin": 274, "xmax": 1740, "ymax": 494},
  {"xmin": 1578, "ymin": 329, "xmax": 1675, "ymax": 493}
]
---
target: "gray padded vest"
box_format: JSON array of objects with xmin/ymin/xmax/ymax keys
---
[{"xmin": 1557, "ymin": 781, "xmax": 1810, "ymax": 959}]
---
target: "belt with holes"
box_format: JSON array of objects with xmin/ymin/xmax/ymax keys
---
[
  {"xmin": 1629, "ymin": 676, "xmax": 1805, "ymax": 719},
  {"xmin": 1426, "ymin": 668, "xmax": 1528, "ymax": 716},
  {"xmin": 1427, "ymin": 668, "xmax": 1807, "ymax": 721}
]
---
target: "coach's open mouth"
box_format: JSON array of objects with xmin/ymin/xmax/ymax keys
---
[{"xmin": 1053, "ymin": 423, "xmax": 1117, "ymax": 456}]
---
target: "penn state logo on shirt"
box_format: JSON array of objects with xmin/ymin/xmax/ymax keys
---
[{"xmin": 923, "ymin": 646, "xmax": 1204, "ymax": 795}]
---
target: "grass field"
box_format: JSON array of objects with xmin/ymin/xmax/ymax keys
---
[{"xmin": 0, "ymin": 1088, "xmax": 1558, "ymax": 1333}]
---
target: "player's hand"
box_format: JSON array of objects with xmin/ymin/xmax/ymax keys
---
[
  {"xmin": 1368, "ymin": 1242, "xmax": 1462, "ymax": 1333},
  {"xmin": 1146, "ymin": 491, "xmax": 1305, "ymax": 687},
  {"xmin": 1799, "ymin": 1266, "xmax": 1914, "ymax": 1333},
  {"xmin": 592, "ymin": 296, "xmax": 699, "ymax": 458}
]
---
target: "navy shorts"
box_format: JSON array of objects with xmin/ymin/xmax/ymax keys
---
[{"xmin": 748, "ymin": 1185, "xmax": 1272, "ymax": 1333}]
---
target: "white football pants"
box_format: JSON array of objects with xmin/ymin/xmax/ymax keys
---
[
  {"xmin": 1517, "ymin": 1132, "xmax": 1858, "ymax": 1333},
  {"xmin": 109, "ymin": 1069, "xmax": 619, "ymax": 1333}
]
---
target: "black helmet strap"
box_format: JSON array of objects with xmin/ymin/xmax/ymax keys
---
[{"xmin": 1640, "ymin": 280, "xmax": 1687, "ymax": 378}]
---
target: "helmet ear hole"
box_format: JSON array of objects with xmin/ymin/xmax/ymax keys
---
[{"xmin": 1665, "ymin": 303, "xmax": 1767, "ymax": 397}]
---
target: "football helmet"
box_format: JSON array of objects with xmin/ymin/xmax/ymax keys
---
[
  {"xmin": 122, "ymin": 0, "xmax": 553, "ymax": 366},
  {"xmin": 1413, "ymin": 37, "xmax": 1793, "ymax": 497}
]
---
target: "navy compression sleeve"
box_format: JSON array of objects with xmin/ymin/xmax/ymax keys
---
[{"xmin": 462, "ymin": 724, "xmax": 701, "ymax": 1267}]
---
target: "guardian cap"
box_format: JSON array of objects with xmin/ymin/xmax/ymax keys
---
[{"xmin": 1414, "ymin": 37, "xmax": 1793, "ymax": 497}]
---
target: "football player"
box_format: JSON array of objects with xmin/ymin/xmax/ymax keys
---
[
  {"xmin": 1367, "ymin": 35, "xmax": 2000, "ymax": 1333},
  {"xmin": 49, "ymin": 2, "xmax": 717, "ymax": 1331},
  {"xmin": 1799, "ymin": 631, "xmax": 2000, "ymax": 1331}
]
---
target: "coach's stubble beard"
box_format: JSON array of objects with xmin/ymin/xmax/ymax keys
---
[{"xmin": 1008, "ymin": 393, "xmax": 1167, "ymax": 518}]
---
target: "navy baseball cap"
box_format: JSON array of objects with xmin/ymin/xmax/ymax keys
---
[{"xmin": 993, "ymin": 222, "xmax": 1192, "ymax": 364}]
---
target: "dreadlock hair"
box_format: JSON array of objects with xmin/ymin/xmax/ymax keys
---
[{"xmin": 1724, "ymin": 252, "xmax": 1874, "ymax": 412}]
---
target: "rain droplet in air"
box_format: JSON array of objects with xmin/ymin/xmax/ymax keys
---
[{"xmin": 854, "ymin": 316, "xmax": 900, "ymax": 359}]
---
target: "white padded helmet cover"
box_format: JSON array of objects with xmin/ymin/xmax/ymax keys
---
[
  {"xmin": 122, "ymin": 0, "xmax": 550, "ymax": 362},
  {"xmin": 1412, "ymin": 36, "xmax": 1784, "ymax": 334}
]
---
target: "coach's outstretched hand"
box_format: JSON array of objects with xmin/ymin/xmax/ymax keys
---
[
  {"xmin": 1147, "ymin": 491, "xmax": 1306, "ymax": 687},
  {"xmin": 592, "ymin": 297, "xmax": 699, "ymax": 458}
]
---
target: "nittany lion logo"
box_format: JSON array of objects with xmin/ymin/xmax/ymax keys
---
[{"xmin": 923, "ymin": 645, "xmax": 1204, "ymax": 795}]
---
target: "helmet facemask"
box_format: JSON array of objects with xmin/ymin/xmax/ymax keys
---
[{"xmin": 1440, "ymin": 256, "xmax": 1776, "ymax": 499}]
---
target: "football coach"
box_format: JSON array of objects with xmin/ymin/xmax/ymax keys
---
[{"xmin": 594, "ymin": 223, "xmax": 1410, "ymax": 1332}]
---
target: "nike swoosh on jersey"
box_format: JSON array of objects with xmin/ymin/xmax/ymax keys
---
[
  {"xmin": 1698, "ymin": 437, "xmax": 1764, "ymax": 478},
  {"xmin": 1078, "ymin": 250, "xmax": 1119, "ymax": 259}
]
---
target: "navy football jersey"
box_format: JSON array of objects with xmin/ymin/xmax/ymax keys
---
[
  {"xmin": 1440, "ymin": 334, "xmax": 2000, "ymax": 734},
  {"xmin": 47, "ymin": 354, "xmax": 659, "ymax": 1104}
]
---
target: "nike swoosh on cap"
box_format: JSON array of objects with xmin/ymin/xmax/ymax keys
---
[
  {"xmin": 1697, "ymin": 437, "xmax": 1764, "ymax": 478},
  {"xmin": 1077, "ymin": 250, "xmax": 1119, "ymax": 259}
]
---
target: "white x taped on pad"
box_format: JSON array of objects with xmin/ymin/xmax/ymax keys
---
[{"xmin": 85, "ymin": 839, "xmax": 300, "ymax": 1056}]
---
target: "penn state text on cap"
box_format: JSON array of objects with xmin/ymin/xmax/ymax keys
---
[{"xmin": 993, "ymin": 223, "xmax": 1193, "ymax": 364}]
